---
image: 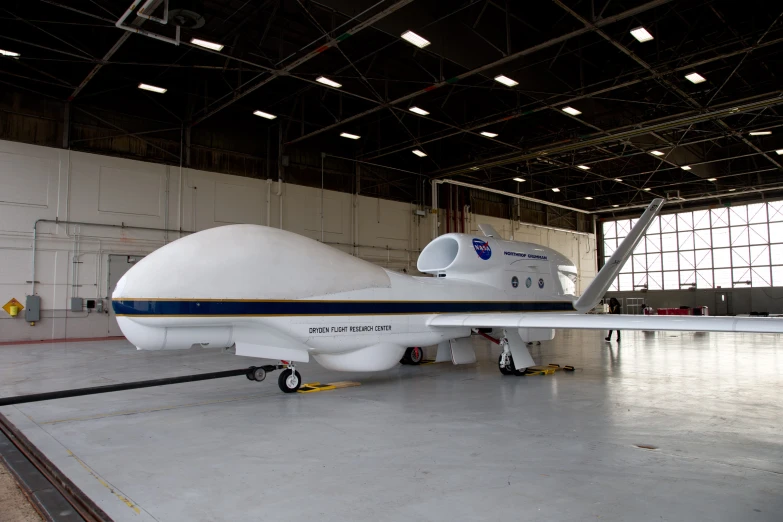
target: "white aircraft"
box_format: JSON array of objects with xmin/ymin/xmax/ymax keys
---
[{"xmin": 113, "ymin": 198, "xmax": 783, "ymax": 392}]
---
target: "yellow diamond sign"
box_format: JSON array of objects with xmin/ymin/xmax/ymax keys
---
[{"xmin": 3, "ymin": 298, "xmax": 24, "ymax": 316}]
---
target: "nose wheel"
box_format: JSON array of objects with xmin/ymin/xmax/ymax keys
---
[
  {"xmin": 278, "ymin": 368, "xmax": 302, "ymax": 393},
  {"xmin": 245, "ymin": 363, "xmax": 302, "ymax": 393}
]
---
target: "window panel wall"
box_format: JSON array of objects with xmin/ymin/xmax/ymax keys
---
[{"xmin": 603, "ymin": 200, "xmax": 783, "ymax": 290}]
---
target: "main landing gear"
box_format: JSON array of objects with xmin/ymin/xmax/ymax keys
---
[
  {"xmin": 475, "ymin": 330, "xmax": 528, "ymax": 376},
  {"xmin": 400, "ymin": 346, "xmax": 424, "ymax": 365},
  {"xmin": 246, "ymin": 361, "xmax": 302, "ymax": 393}
]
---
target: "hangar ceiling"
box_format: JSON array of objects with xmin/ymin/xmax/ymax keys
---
[{"xmin": 1, "ymin": 0, "xmax": 782, "ymax": 226}]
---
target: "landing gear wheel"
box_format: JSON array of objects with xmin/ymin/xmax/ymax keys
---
[
  {"xmin": 400, "ymin": 347, "xmax": 424, "ymax": 365},
  {"xmin": 251, "ymin": 367, "xmax": 267, "ymax": 382},
  {"xmin": 498, "ymin": 355, "xmax": 513, "ymax": 375},
  {"xmin": 278, "ymin": 369, "xmax": 302, "ymax": 393},
  {"xmin": 246, "ymin": 367, "xmax": 256, "ymax": 380}
]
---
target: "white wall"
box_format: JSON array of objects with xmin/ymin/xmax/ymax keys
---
[{"xmin": 0, "ymin": 139, "xmax": 596, "ymax": 341}]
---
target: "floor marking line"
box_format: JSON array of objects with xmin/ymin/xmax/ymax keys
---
[{"xmin": 67, "ymin": 449, "xmax": 141, "ymax": 515}]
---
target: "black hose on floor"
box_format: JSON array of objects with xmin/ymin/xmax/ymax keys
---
[{"xmin": 0, "ymin": 368, "xmax": 253, "ymax": 406}]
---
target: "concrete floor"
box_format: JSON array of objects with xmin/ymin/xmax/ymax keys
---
[{"xmin": 0, "ymin": 330, "xmax": 781, "ymax": 522}]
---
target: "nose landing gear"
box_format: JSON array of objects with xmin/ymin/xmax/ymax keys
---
[{"xmin": 245, "ymin": 362, "xmax": 302, "ymax": 393}]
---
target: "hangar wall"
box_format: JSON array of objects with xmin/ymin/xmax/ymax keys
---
[{"xmin": 0, "ymin": 138, "xmax": 596, "ymax": 342}]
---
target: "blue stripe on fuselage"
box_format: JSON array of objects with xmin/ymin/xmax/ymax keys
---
[{"xmin": 112, "ymin": 300, "xmax": 575, "ymax": 316}]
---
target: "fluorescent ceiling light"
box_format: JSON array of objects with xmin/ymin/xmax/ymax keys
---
[
  {"xmin": 494, "ymin": 75, "xmax": 518, "ymax": 87},
  {"xmin": 615, "ymin": 178, "xmax": 623, "ymax": 182},
  {"xmin": 729, "ymin": 189, "xmax": 736, "ymax": 191},
  {"xmin": 685, "ymin": 72, "xmax": 706, "ymax": 84},
  {"xmin": 644, "ymin": 188, "xmax": 652, "ymax": 191},
  {"xmin": 0, "ymin": 49, "xmax": 20, "ymax": 57},
  {"xmin": 138, "ymin": 83, "xmax": 166, "ymax": 93},
  {"xmin": 776, "ymin": 149, "xmax": 783, "ymax": 155},
  {"xmin": 612, "ymin": 204, "xmax": 620, "ymax": 208},
  {"xmin": 412, "ymin": 149, "xmax": 427, "ymax": 157},
  {"xmin": 409, "ymin": 106, "xmax": 429, "ymax": 116},
  {"xmin": 190, "ymin": 38, "xmax": 224, "ymax": 51},
  {"xmin": 401, "ymin": 30, "xmax": 430, "ymax": 48},
  {"xmin": 551, "ymin": 188, "xmax": 560, "ymax": 193},
  {"xmin": 585, "ymin": 196, "xmax": 593, "ymax": 200},
  {"xmin": 512, "ymin": 177, "xmax": 525, "ymax": 182},
  {"xmin": 470, "ymin": 166, "xmax": 480, "ymax": 171},
  {"xmin": 480, "ymin": 131, "xmax": 498, "ymax": 138},
  {"xmin": 316, "ymin": 76, "xmax": 342, "ymax": 88},
  {"xmin": 630, "ymin": 27, "xmax": 654, "ymax": 43},
  {"xmin": 650, "ymin": 150, "xmax": 664, "ymax": 156},
  {"xmin": 749, "ymin": 131, "xmax": 771, "ymax": 136},
  {"xmin": 681, "ymin": 165, "xmax": 692, "ymax": 170},
  {"xmin": 562, "ymin": 106, "xmax": 582, "ymax": 116},
  {"xmin": 708, "ymin": 178, "xmax": 717, "ymax": 181},
  {"xmin": 253, "ymin": 110, "xmax": 276, "ymax": 120},
  {"xmin": 340, "ymin": 132, "xmax": 360, "ymax": 140},
  {"xmin": 577, "ymin": 165, "xmax": 590, "ymax": 170}
]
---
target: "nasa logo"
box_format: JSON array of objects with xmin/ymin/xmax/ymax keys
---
[
  {"xmin": 538, "ymin": 278, "xmax": 545, "ymax": 289},
  {"xmin": 525, "ymin": 277, "xmax": 532, "ymax": 288},
  {"xmin": 511, "ymin": 276, "xmax": 519, "ymax": 288},
  {"xmin": 472, "ymin": 238, "xmax": 492, "ymax": 260}
]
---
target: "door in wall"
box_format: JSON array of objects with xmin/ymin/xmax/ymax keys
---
[
  {"xmin": 108, "ymin": 255, "xmax": 144, "ymax": 336},
  {"xmin": 714, "ymin": 292, "xmax": 732, "ymax": 316}
]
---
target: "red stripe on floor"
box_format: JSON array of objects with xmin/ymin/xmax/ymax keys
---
[{"xmin": 0, "ymin": 336, "xmax": 126, "ymax": 346}]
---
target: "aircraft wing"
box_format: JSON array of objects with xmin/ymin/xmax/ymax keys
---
[{"xmin": 428, "ymin": 313, "xmax": 783, "ymax": 334}]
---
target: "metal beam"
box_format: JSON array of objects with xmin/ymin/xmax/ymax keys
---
[
  {"xmin": 286, "ymin": 0, "xmax": 675, "ymax": 145},
  {"xmin": 190, "ymin": 0, "xmax": 415, "ymax": 127},
  {"xmin": 432, "ymin": 92, "xmax": 783, "ymax": 177},
  {"xmin": 362, "ymin": 34, "xmax": 783, "ymax": 161}
]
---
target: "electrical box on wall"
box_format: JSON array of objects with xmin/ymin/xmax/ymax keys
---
[
  {"xmin": 25, "ymin": 295, "xmax": 41, "ymax": 322},
  {"xmin": 70, "ymin": 297, "xmax": 83, "ymax": 312}
]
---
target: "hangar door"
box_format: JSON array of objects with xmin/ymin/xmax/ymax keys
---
[{"xmin": 108, "ymin": 255, "xmax": 144, "ymax": 336}]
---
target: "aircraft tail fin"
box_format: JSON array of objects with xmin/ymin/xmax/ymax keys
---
[{"xmin": 574, "ymin": 198, "xmax": 665, "ymax": 312}]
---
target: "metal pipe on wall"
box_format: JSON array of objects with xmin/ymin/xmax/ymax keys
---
[{"xmin": 30, "ymin": 219, "xmax": 189, "ymax": 296}]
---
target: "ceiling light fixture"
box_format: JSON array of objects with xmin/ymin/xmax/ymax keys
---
[
  {"xmin": 749, "ymin": 131, "xmax": 771, "ymax": 136},
  {"xmin": 412, "ymin": 149, "xmax": 427, "ymax": 157},
  {"xmin": 630, "ymin": 26, "xmax": 654, "ymax": 42},
  {"xmin": 615, "ymin": 178, "xmax": 623, "ymax": 182},
  {"xmin": 138, "ymin": 83, "xmax": 166, "ymax": 93},
  {"xmin": 253, "ymin": 110, "xmax": 276, "ymax": 120},
  {"xmin": 585, "ymin": 196, "xmax": 594, "ymax": 200},
  {"xmin": 708, "ymin": 178, "xmax": 717, "ymax": 181},
  {"xmin": 409, "ymin": 106, "xmax": 429, "ymax": 116},
  {"xmin": 777, "ymin": 149, "xmax": 783, "ymax": 155},
  {"xmin": 562, "ymin": 106, "xmax": 582, "ymax": 116},
  {"xmin": 316, "ymin": 76, "xmax": 342, "ymax": 88},
  {"xmin": 685, "ymin": 72, "xmax": 706, "ymax": 84},
  {"xmin": 512, "ymin": 177, "xmax": 525, "ymax": 182},
  {"xmin": 729, "ymin": 189, "xmax": 736, "ymax": 192},
  {"xmin": 551, "ymin": 188, "xmax": 560, "ymax": 193},
  {"xmin": 612, "ymin": 204, "xmax": 620, "ymax": 208},
  {"xmin": 577, "ymin": 165, "xmax": 590, "ymax": 170},
  {"xmin": 681, "ymin": 165, "xmax": 692, "ymax": 170},
  {"xmin": 494, "ymin": 75, "xmax": 519, "ymax": 87},
  {"xmin": 190, "ymin": 38, "xmax": 224, "ymax": 51},
  {"xmin": 650, "ymin": 150, "xmax": 664, "ymax": 156},
  {"xmin": 0, "ymin": 49, "xmax": 20, "ymax": 57},
  {"xmin": 340, "ymin": 132, "xmax": 360, "ymax": 140},
  {"xmin": 401, "ymin": 30, "xmax": 430, "ymax": 48},
  {"xmin": 644, "ymin": 188, "xmax": 652, "ymax": 191},
  {"xmin": 470, "ymin": 166, "xmax": 480, "ymax": 171},
  {"xmin": 480, "ymin": 131, "xmax": 498, "ymax": 138}
]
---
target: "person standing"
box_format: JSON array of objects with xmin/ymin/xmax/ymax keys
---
[{"xmin": 605, "ymin": 297, "xmax": 621, "ymax": 341}]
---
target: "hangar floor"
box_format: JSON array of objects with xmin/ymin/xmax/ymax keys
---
[{"xmin": 0, "ymin": 330, "xmax": 781, "ymax": 522}]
